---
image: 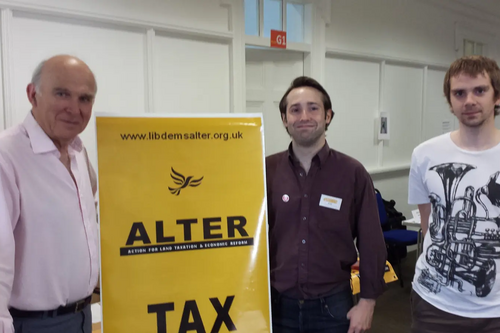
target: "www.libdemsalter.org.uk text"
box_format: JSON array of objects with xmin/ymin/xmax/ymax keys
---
[{"xmin": 120, "ymin": 131, "xmax": 243, "ymax": 141}]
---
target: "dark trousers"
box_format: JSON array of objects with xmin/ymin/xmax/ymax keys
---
[
  {"xmin": 13, "ymin": 304, "xmax": 91, "ymax": 333},
  {"xmin": 271, "ymin": 286, "xmax": 354, "ymax": 333},
  {"xmin": 411, "ymin": 289, "xmax": 500, "ymax": 333}
]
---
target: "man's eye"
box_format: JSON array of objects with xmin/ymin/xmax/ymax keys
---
[
  {"xmin": 454, "ymin": 90, "xmax": 464, "ymax": 97},
  {"xmin": 56, "ymin": 92, "xmax": 68, "ymax": 97},
  {"xmin": 475, "ymin": 88, "xmax": 485, "ymax": 95}
]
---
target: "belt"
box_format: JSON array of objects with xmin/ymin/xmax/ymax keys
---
[{"xmin": 9, "ymin": 295, "xmax": 92, "ymax": 319}]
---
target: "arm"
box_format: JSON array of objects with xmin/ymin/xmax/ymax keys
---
[
  {"xmin": 408, "ymin": 149, "xmax": 430, "ymax": 227},
  {"xmin": 418, "ymin": 203, "xmax": 431, "ymax": 237},
  {"xmin": 83, "ymin": 147, "xmax": 97, "ymax": 197},
  {"xmin": 0, "ymin": 157, "xmax": 20, "ymax": 333},
  {"xmin": 356, "ymin": 169, "xmax": 386, "ymax": 300},
  {"xmin": 349, "ymin": 167, "xmax": 387, "ymax": 332},
  {"xmin": 82, "ymin": 148, "xmax": 100, "ymax": 291},
  {"xmin": 347, "ymin": 298, "xmax": 375, "ymax": 333}
]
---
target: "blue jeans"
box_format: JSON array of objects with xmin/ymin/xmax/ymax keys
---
[{"xmin": 271, "ymin": 286, "xmax": 353, "ymax": 333}]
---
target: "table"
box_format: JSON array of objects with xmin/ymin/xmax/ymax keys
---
[
  {"xmin": 91, "ymin": 303, "xmax": 102, "ymax": 333},
  {"xmin": 92, "ymin": 323, "xmax": 101, "ymax": 333},
  {"xmin": 403, "ymin": 218, "xmax": 423, "ymax": 259}
]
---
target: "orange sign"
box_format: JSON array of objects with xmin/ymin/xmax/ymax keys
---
[{"xmin": 270, "ymin": 30, "xmax": 286, "ymax": 49}]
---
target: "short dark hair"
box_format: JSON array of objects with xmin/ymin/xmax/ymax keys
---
[
  {"xmin": 279, "ymin": 76, "xmax": 333, "ymax": 130},
  {"xmin": 444, "ymin": 55, "xmax": 500, "ymax": 116}
]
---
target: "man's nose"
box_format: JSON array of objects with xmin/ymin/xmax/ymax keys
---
[
  {"xmin": 298, "ymin": 109, "xmax": 310, "ymax": 121},
  {"xmin": 464, "ymin": 92, "xmax": 477, "ymax": 106},
  {"xmin": 65, "ymin": 98, "xmax": 80, "ymax": 114}
]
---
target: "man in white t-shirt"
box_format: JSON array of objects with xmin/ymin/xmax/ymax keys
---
[{"xmin": 408, "ymin": 55, "xmax": 500, "ymax": 332}]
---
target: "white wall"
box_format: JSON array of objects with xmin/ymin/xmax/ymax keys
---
[
  {"xmin": 4, "ymin": 0, "xmax": 231, "ymax": 32},
  {"xmin": 10, "ymin": 13, "xmax": 148, "ymax": 167},
  {"xmin": 326, "ymin": 0, "xmax": 500, "ymax": 64},
  {"xmin": 1, "ymin": 0, "xmax": 499, "ymax": 217},
  {"xmin": 0, "ymin": 0, "xmax": 239, "ymax": 168},
  {"xmin": 153, "ymin": 34, "xmax": 231, "ymax": 114},
  {"xmin": 325, "ymin": 0, "xmax": 500, "ymax": 217}
]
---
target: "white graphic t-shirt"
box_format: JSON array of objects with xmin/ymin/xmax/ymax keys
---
[{"xmin": 409, "ymin": 133, "xmax": 500, "ymax": 318}]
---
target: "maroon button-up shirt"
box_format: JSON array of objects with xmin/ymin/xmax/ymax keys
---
[{"xmin": 266, "ymin": 142, "xmax": 387, "ymax": 299}]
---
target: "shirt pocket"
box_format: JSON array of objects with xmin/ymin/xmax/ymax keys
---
[
  {"xmin": 316, "ymin": 205, "xmax": 348, "ymax": 231},
  {"xmin": 315, "ymin": 192, "xmax": 352, "ymax": 231}
]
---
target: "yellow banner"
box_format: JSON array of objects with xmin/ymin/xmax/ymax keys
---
[{"xmin": 96, "ymin": 115, "xmax": 270, "ymax": 333}]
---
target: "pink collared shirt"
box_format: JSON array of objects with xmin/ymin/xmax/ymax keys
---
[{"xmin": 0, "ymin": 113, "xmax": 99, "ymax": 333}]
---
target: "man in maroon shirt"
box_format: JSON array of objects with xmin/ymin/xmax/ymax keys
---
[{"xmin": 266, "ymin": 76, "xmax": 387, "ymax": 333}]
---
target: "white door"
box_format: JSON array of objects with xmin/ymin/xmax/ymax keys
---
[{"xmin": 245, "ymin": 47, "xmax": 304, "ymax": 156}]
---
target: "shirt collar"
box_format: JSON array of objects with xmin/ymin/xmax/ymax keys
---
[
  {"xmin": 23, "ymin": 112, "xmax": 83, "ymax": 154},
  {"xmin": 287, "ymin": 141, "xmax": 330, "ymax": 167}
]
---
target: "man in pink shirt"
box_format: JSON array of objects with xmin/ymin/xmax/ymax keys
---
[{"xmin": 0, "ymin": 55, "xmax": 99, "ymax": 333}]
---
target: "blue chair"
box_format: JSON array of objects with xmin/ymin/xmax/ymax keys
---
[{"xmin": 375, "ymin": 190, "xmax": 418, "ymax": 287}]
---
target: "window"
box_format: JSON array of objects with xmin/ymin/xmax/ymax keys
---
[
  {"xmin": 286, "ymin": 2, "xmax": 304, "ymax": 43},
  {"xmin": 464, "ymin": 39, "xmax": 484, "ymax": 56},
  {"xmin": 245, "ymin": 0, "xmax": 259, "ymax": 36},
  {"xmin": 455, "ymin": 23, "xmax": 491, "ymax": 58},
  {"xmin": 263, "ymin": 0, "xmax": 283, "ymax": 37},
  {"xmin": 244, "ymin": 0, "xmax": 305, "ymax": 43}
]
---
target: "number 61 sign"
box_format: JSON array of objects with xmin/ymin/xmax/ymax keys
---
[{"xmin": 270, "ymin": 30, "xmax": 287, "ymax": 49}]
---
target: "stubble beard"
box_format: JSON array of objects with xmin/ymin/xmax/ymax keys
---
[
  {"xmin": 291, "ymin": 127, "xmax": 325, "ymax": 147},
  {"xmin": 460, "ymin": 108, "xmax": 489, "ymax": 129}
]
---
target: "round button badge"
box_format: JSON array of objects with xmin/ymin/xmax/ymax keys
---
[{"xmin": 282, "ymin": 194, "xmax": 289, "ymax": 202}]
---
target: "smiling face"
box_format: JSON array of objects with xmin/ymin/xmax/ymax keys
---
[
  {"xmin": 282, "ymin": 86, "xmax": 332, "ymax": 147},
  {"xmin": 27, "ymin": 56, "xmax": 96, "ymax": 148},
  {"xmin": 449, "ymin": 72, "xmax": 500, "ymax": 129}
]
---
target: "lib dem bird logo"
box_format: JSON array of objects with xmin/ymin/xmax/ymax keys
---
[{"xmin": 168, "ymin": 168, "xmax": 203, "ymax": 196}]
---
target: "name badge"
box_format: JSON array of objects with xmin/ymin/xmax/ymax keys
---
[{"xmin": 319, "ymin": 194, "xmax": 342, "ymax": 210}]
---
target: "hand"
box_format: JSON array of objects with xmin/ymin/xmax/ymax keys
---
[{"xmin": 346, "ymin": 298, "xmax": 375, "ymax": 333}]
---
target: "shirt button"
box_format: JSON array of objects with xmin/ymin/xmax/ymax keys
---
[
  {"xmin": 301, "ymin": 263, "xmax": 305, "ymax": 267},
  {"xmin": 299, "ymin": 172, "xmax": 304, "ymax": 177},
  {"xmin": 302, "ymin": 239, "xmax": 306, "ymax": 244},
  {"xmin": 302, "ymin": 217, "xmax": 307, "ymax": 221},
  {"xmin": 304, "ymin": 194, "xmax": 308, "ymax": 198}
]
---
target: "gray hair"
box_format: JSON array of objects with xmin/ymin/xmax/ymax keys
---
[
  {"xmin": 30, "ymin": 57, "xmax": 98, "ymax": 94},
  {"xmin": 31, "ymin": 60, "xmax": 46, "ymax": 94}
]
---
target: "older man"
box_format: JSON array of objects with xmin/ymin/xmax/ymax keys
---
[{"xmin": 0, "ymin": 55, "xmax": 99, "ymax": 333}]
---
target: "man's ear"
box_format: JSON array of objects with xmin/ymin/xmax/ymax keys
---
[
  {"xmin": 325, "ymin": 109, "xmax": 333, "ymax": 125},
  {"xmin": 26, "ymin": 83, "xmax": 38, "ymax": 108},
  {"xmin": 281, "ymin": 113, "xmax": 287, "ymax": 127}
]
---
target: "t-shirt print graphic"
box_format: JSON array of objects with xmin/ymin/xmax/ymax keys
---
[{"xmin": 418, "ymin": 162, "xmax": 500, "ymax": 297}]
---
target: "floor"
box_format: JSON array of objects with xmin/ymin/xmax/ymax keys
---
[{"xmin": 370, "ymin": 253, "xmax": 417, "ymax": 333}]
